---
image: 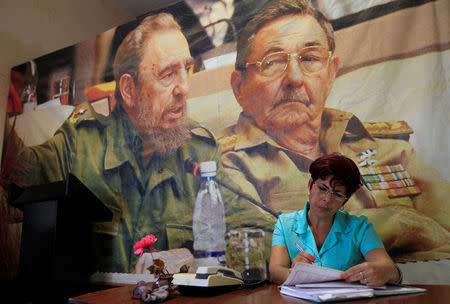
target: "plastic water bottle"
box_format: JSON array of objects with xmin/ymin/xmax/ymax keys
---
[{"xmin": 192, "ymin": 161, "xmax": 227, "ymax": 267}]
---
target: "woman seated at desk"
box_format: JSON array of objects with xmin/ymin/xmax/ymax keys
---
[{"xmin": 269, "ymin": 153, "xmax": 402, "ymax": 286}]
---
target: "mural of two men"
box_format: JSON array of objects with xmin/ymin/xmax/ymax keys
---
[{"xmin": 5, "ymin": 0, "xmax": 449, "ymax": 274}]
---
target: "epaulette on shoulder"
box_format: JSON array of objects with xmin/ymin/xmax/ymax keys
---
[
  {"xmin": 363, "ymin": 120, "xmax": 413, "ymax": 140},
  {"xmin": 216, "ymin": 124, "xmax": 237, "ymax": 153},
  {"xmin": 218, "ymin": 134, "xmax": 237, "ymax": 153},
  {"xmin": 68, "ymin": 102, "xmax": 99, "ymax": 126},
  {"xmin": 191, "ymin": 126, "xmax": 217, "ymax": 144}
]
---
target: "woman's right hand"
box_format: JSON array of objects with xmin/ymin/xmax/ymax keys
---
[{"xmin": 292, "ymin": 250, "xmax": 316, "ymax": 266}]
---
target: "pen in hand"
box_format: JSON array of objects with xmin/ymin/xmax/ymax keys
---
[{"xmin": 296, "ymin": 243, "xmax": 316, "ymax": 265}]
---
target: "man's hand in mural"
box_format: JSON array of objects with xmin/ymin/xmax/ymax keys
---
[{"xmin": 217, "ymin": 0, "xmax": 449, "ymax": 262}]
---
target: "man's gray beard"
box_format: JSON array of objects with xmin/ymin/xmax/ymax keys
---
[
  {"xmin": 136, "ymin": 98, "xmax": 191, "ymax": 155},
  {"xmin": 147, "ymin": 122, "xmax": 191, "ymax": 156}
]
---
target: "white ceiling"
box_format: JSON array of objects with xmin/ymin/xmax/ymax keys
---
[{"xmin": 109, "ymin": 0, "xmax": 182, "ymax": 17}]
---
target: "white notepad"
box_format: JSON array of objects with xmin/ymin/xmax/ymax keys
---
[
  {"xmin": 279, "ymin": 263, "xmax": 426, "ymax": 302},
  {"xmin": 281, "ymin": 286, "xmax": 374, "ymax": 302}
]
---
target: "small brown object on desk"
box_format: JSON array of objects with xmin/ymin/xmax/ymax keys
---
[{"xmin": 69, "ymin": 284, "xmax": 449, "ymax": 304}]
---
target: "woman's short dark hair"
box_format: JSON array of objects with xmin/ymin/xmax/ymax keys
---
[{"xmin": 309, "ymin": 153, "xmax": 362, "ymax": 198}]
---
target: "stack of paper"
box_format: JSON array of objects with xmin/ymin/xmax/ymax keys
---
[
  {"xmin": 279, "ymin": 263, "xmax": 426, "ymax": 303},
  {"xmin": 281, "ymin": 285, "xmax": 374, "ymax": 302}
]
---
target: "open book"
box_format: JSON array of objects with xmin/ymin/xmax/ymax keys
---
[{"xmin": 280, "ymin": 263, "xmax": 426, "ymax": 303}]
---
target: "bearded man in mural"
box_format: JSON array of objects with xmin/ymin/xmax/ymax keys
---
[
  {"xmin": 9, "ymin": 13, "xmax": 275, "ymax": 273},
  {"xmin": 219, "ymin": 0, "xmax": 449, "ymax": 261}
]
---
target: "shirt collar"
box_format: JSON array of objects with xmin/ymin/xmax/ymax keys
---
[
  {"xmin": 332, "ymin": 209, "xmax": 351, "ymax": 234},
  {"xmin": 103, "ymin": 109, "xmax": 209, "ymax": 174},
  {"xmin": 320, "ymin": 108, "xmax": 376, "ymax": 154},
  {"xmin": 293, "ymin": 201, "xmax": 351, "ymax": 235},
  {"xmin": 104, "ymin": 104, "xmax": 142, "ymax": 171},
  {"xmin": 233, "ymin": 109, "xmax": 376, "ymax": 154},
  {"xmin": 234, "ymin": 113, "xmax": 285, "ymax": 150},
  {"xmin": 294, "ymin": 201, "xmax": 311, "ymax": 235}
]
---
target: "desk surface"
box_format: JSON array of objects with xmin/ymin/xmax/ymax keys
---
[{"xmin": 69, "ymin": 283, "xmax": 449, "ymax": 304}]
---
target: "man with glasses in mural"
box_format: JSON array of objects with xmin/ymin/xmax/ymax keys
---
[
  {"xmin": 219, "ymin": 0, "xmax": 449, "ymax": 261},
  {"xmin": 9, "ymin": 12, "xmax": 275, "ymax": 273}
]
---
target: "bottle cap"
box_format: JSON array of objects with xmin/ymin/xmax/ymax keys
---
[{"xmin": 200, "ymin": 161, "xmax": 217, "ymax": 177}]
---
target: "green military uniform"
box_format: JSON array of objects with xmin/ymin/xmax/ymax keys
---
[
  {"xmin": 13, "ymin": 102, "xmax": 276, "ymax": 273},
  {"xmin": 219, "ymin": 109, "xmax": 450, "ymax": 261}
]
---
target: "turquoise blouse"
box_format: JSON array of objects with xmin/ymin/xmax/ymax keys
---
[{"xmin": 272, "ymin": 202, "xmax": 384, "ymax": 271}]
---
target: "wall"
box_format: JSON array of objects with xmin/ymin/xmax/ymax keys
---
[{"xmin": 0, "ymin": 0, "xmax": 134, "ymax": 158}]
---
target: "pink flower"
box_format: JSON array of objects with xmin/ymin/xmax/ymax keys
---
[
  {"xmin": 142, "ymin": 235, "xmax": 157, "ymax": 251},
  {"xmin": 133, "ymin": 234, "xmax": 157, "ymax": 256},
  {"xmin": 134, "ymin": 247, "xmax": 144, "ymax": 256}
]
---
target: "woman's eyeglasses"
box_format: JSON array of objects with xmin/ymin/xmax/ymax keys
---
[{"xmin": 313, "ymin": 183, "xmax": 347, "ymax": 202}]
